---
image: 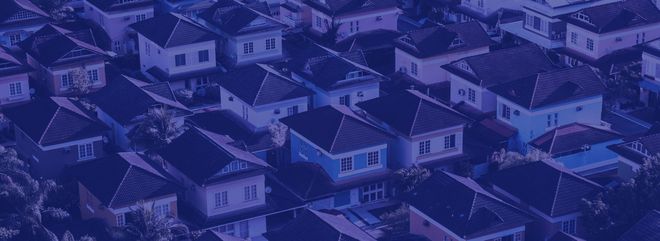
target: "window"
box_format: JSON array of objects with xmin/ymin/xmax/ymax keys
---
[
  {"xmin": 339, "ymin": 95, "xmax": 350, "ymax": 106},
  {"xmin": 87, "ymin": 69, "xmax": 99, "ymax": 83},
  {"xmin": 361, "ymin": 182, "xmax": 385, "ymax": 202},
  {"xmin": 514, "ymin": 232, "xmax": 523, "ymax": 241},
  {"xmin": 444, "ymin": 134, "xmax": 456, "ymax": 149},
  {"xmin": 7, "ymin": 10, "xmax": 37, "ymax": 22},
  {"xmin": 547, "ymin": 113, "xmax": 558, "ymax": 128},
  {"xmin": 9, "ymin": 82, "xmax": 22, "ymax": 96},
  {"xmin": 244, "ymin": 185, "xmax": 257, "ymax": 201},
  {"xmin": 144, "ymin": 42, "xmax": 150, "ymax": 56},
  {"xmin": 265, "ymin": 38, "xmax": 276, "ymax": 50},
  {"xmin": 411, "ymin": 62, "xmax": 418, "ymax": 76},
  {"xmin": 198, "ymin": 50, "xmax": 209, "ymax": 62},
  {"xmin": 153, "ymin": 203, "xmax": 170, "ymax": 217},
  {"xmin": 419, "ymin": 140, "xmax": 431, "ymax": 155},
  {"xmin": 221, "ymin": 160, "xmax": 248, "ymax": 174},
  {"xmin": 243, "ymin": 42, "xmax": 254, "ymax": 54},
  {"xmin": 340, "ymin": 157, "xmax": 353, "ymax": 173},
  {"xmin": 78, "ymin": 143, "xmax": 94, "ymax": 160},
  {"xmin": 570, "ymin": 32, "xmax": 577, "ymax": 44},
  {"xmin": 9, "ymin": 34, "xmax": 21, "ymax": 46},
  {"xmin": 239, "ymin": 221, "xmax": 249, "ymax": 238},
  {"xmin": 217, "ymin": 223, "xmax": 235, "ymax": 236},
  {"xmin": 315, "ymin": 16, "xmax": 322, "ymax": 28},
  {"xmin": 135, "ymin": 14, "xmax": 146, "ymax": 22},
  {"xmin": 175, "ymin": 54, "xmax": 186, "ymax": 66},
  {"xmin": 215, "ymin": 191, "xmax": 228, "ymax": 207},
  {"xmin": 61, "ymin": 72, "xmax": 72, "ymax": 89},
  {"xmin": 350, "ymin": 21, "xmax": 359, "ymax": 33},
  {"xmin": 113, "ymin": 41, "xmax": 121, "ymax": 52},
  {"xmin": 367, "ymin": 151, "xmax": 380, "ymax": 166},
  {"xmin": 533, "ymin": 16, "xmax": 541, "ymax": 31},
  {"xmin": 501, "ymin": 104, "xmax": 511, "ymax": 120},
  {"xmin": 586, "ymin": 38, "xmax": 594, "ymax": 51},
  {"xmin": 562, "ymin": 218, "xmax": 576, "ymax": 234},
  {"xmin": 287, "ymin": 106, "xmax": 299, "ymax": 116},
  {"xmin": 467, "ymin": 88, "xmax": 476, "ymax": 103},
  {"xmin": 477, "ymin": 0, "xmax": 483, "ymax": 7},
  {"xmin": 116, "ymin": 213, "xmax": 126, "ymax": 226}
]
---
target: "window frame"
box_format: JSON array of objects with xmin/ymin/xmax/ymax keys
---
[
  {"xmin": 78, "ymin": 143, "xmax": 94, "ymax": 161},
  {"xmin": 175, "ymin": 54, "xmax": 186, "ymax": 66},
  {"xmin": 419, "ymin": 140, "xmax": 431, "ymax": 155},
  {"xmin": 198, "ymin": 50, "xmax": 210, "ymax": 62},
  {"xmin": 9, "ymin": 82, "xmax": 22, "ymax": 96},
  {"xmin": 340, "ymin": 157, "xmax": 354, "ymax": 173}
]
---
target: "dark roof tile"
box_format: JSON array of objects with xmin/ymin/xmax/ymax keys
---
[
  {"xmin": 219, "ymin": 64, "xmax": 311, "ymax": 107},
  {"xmin": 131, "ymin": 13, "xmax": 217, "ymax": 48}
]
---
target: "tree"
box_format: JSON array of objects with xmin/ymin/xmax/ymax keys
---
[
  {"xmin": 69, "ymin": 68, "xmax": 92, "ymax": 95},
  {"xmin": 490, "ymin": 149, "xmax": 550, "ymax": 170},
  {"xmin": 0, "ymin": 146, "xmax": 69, "ymax": 241},
  {"xmin": 394, "ymin": 166, "xmax": 431, "ymax": 193},
  {"xmin": 114, "ymin": 203, "xmax": 189, "ymax": 241},
  {"xmin": 379, "ymin": 205, "xmax": 410, "ymax": 237},
  {"xmin": 320, "ymin": 17, "xmax": 341, "ymax": 45},
  {"xmin": 581, "ymin": 154, "xmax": 660, "ymax": 240},
  {"xmin": 128, "ymin": 107, "xmax": 184, "ymax": 151},
  {"xmin": 60, "ymin": 231, "xmax": 94, "ymax": 241},
  {"xmin": 268, "ymin": 122, "xmax": 288, "ymax": 148}
]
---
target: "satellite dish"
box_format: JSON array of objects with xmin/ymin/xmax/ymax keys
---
[{"xmin": 265, "ymin": 186, "xmax": 272, "ymax": 194}]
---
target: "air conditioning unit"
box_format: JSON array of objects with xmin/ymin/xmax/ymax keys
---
[
  {"xmin": 458, "ymin": 89, "xmax": 466, "ymax": 96},
  {"xmin": 357, "ymin": 91, "xmax": 364, "ymax": 97},
  {"xmin": 376, "ymin": 16, "xmax": 383, "ymax": 21},
  {"xmin": 576, "ymin": 106, "xmax": 583, "ymax": 111},
  {"xmin": 274, "ymin": 109, "xmax": 281, "ymax": 114},
  {"xmin": 513, "ymin": 110, "xmax": 520, "ymax": 116},
  {"xmin": 398, "ymin": 67, "xmax": 407, "ymax": 73}
]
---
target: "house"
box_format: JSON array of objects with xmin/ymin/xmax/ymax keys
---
[
  {"xmin": 199, "ymin": 0, "xmax": 286, "ymax": 66},
  {"xmin": 640, "ymin": 38, "xmax": 660, "ymax": 107},
  {"xmin": 73, "ymin": 152, "xmax": 179, "ymax": 227},
  {"xmin": 559, "ymin": 0, "xmax": 660, "ymax": 67},
  {"xmin": 288, "ymin": 43, "xmax": 383, "ymax": 109},
  {"xmin": 157, "ymin": 127, "xmax": 302, "ymax": 238},
  {"xmin": 218, "ymin": 63, "xmax": 312, "ymax": 127},
  {"xmin": 0, "ymin": 0, "xmax": 50, "ymax": 47},
  {"xmin": 529, "ymin": 123, "xmax": 622, "ymax": 176},
  {"xmin": 196, "ymin": 230, "xmax": 246, "ymax": 241},
  {"xmin": 451, "ymin": 0, "xmax": 523, "ymax": 41},
  {"xmin": 304, "ymin": 0, "xmax": 400, "ymax": 42},
  {"xmin": 488, "ymin": 66, "xmax": 606, "ymax": 151},
  {"xmin": 617, "ymin": 210, "xmax": 660, "ymax": 241},
  {"xmin": 608, "ymin": 132, "xmax": 660, "ymax": 179},
  {"xmin": 0, "ymin": 46, "xmax": 32, "ymax": 106},
  {"xmin": 279, "ymin": 105, "xmax": 394, "ymax": 208},
  {"xmin": 499, "ymin": 0, "xmax": 620, "ymax": 50},
  {"xmin": 485, "ymin": 160, "xmax": 604, "ymax": 240},
  {"xmin": 83, "ymin": 0, "xmax": 154, "ymax": 54},
  {"xmin": 394, "ymin": 21, "xmax": 491, "ymax": 85},
  {"xmin": 131, "ymin": 13, "xmax": 221, "ymax": 92},
  {"xmin": 406, "ymin": 171, "xmax": 532, "ymax": 241},
  {"xmin": 4, "ymin": 97, "xmax": 108, "ymax": 177},
  {"xmin": 89, "ymin": 69, "xmax": 192, "ymax": 150},
  {"xmin": 333, "ymin": 29, "xmax": 403, "ymax": 75},
  {"xmin": 444, "ymin": 44, "xmax": 556, "ymax": 113},
  {"xmin": 18, "ymin": 22, "xmax": 109, "ymax": 96},
  {"xmin": 357, "ymin": 90, "xmax": 472, "ymax": 169},
  {"xmin": 264, "ymin": 209, "xmax": 377, "ymax": 241}
]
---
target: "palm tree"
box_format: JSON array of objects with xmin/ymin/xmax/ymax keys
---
[
  {"xmin": 394, "ymin": 166, "xmax": 431, "ymax": 193},
  {"xmin": 117, "ymin": 203, "xmax": 189, "ymax": 241},
  {"xmin": 128, "ymin": 107, "xmax": 184, "ymax": 151}
]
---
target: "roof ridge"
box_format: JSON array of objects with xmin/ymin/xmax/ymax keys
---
[
  {"xmin": 253, "ymin": 71, "xmax": 269, "ymax": 106},
  {"xmin": 550, "ymin": 172, "xmax": 562, "ymax": 217},
  {"xmin": 548, "ymin": 128, "xmax": 559, "ymax": 153},
  {"xmin": 409, "ymin": 99, "xmax": 423, "ymax": 136},
  {"xmin": 38, "ymin": 107, "xmax": 61, "ymax": 145},
  {"xmin": 164, "ymin": 18, "xmax": 182, "ymax": 48},
  {"xmin": 529, "ymin": 75, "xmax": 540, "ymax": 109},
  {"xmin": 108, "ymin": 165, "xmax": 133, "ymax": 207},
  {"xmin": 329, "ymin": 114, "xmax": 347, "ymax": 153},
  {"xmin": 466, "ymin": 192, "xmax": 478, "ymax": 220}
]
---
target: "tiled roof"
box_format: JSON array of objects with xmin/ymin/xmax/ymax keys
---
[
  {"xmin": 405, "ymin": 171, "xmax": 532, "ymax": 239},
  {"xmin": 303, "ymin": 0, "xmax": 398, "ymax": 16},
  {"xmin": 86, "ymin": 0, "xmax": 154, "ymax": 12},
  {"xmin": 72, "ymin": 152, "xmax": 179, "ymax": 208},
  {"xmin": 563, "ymin": 0, "xmax": 660, "ymax": 34},
  {"xmin": 280, "ymin": 105, "xmax": 393, "ymax": 154},
  {"xmin": 0, "ymin": 0, "xmax": 49, "ymax": 24},
  {"xmin": 530, "ymin": 123, "xmax": 622, "ymax": 155},
  {"xmin": 548, "ymin": 231, "xmax": 586, "ymax": 241},
  {"xmin": 357, "ymin": 90, "xmax": 471, "ymax": 137},
  {"xmin": 394, "ymin": 22, "xmax": 490, "ymax": 58},
  {"xmin": 196, "ymin": 230, "xmax": 246, "ymax": 241},
  {"xmin": 334, "ymin": 29, "xmax": 402, "ymax": 52},
  {"xmin": 488, "ymin": 66, "xmax": 606, "ymax": 110},
  {"xmin": 443, "ymin": 44, "xmax": 556, "ymax": 88},
  {"xmin": 187, "ymin": 110, "xmax": 274, "ymax": 153},
  {"xmin": 4, "ymin": 97, "xmax": 107, "ymax": 146},
  {"xmin": 89, "ymin": 68, "xmax": 191, "ymax": 125},
  {"xmin": 131, "ymin": 13, "xmax": 218, "ymax": 48},
  {"xmin": 618, "ymin": 210, "xmax": 660, "ymax": 241},
  {"xmin": 486, "ymin": 160, "xmax": 603, "ymax": 217},
  {"xmin": 19, "ymin": 23, "xmax": 108, "ymax": 67},
  {"xmin": 264, "ymin": 209, "xmax": 377, "ymax": 241},
  {"xmin": 200, "ymin": 0, "xmax": 284, "ymax": 36},
  {"xmin": 157, "ymin": 127, "xmax": 270, "ymax": 186},
  {"xmin": 297, "ymin": 48, "xmax": 382, "ymax": 91},
  {"xmin": 0, "ymin": 46, "xmax": 32, "ymax": 76},
  {"xmin": 219, "ymin": 64, "xmax": 312, "ymax": 107},
  {"xmin": 609, "ymin": 132, "xmax": 660, "ymax": 165}
]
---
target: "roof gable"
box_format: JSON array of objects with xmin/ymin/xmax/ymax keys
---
[
  {"xmin": 201, "ymin": 0, "xmax": 284, "ymax": 35},
  {"xmin": 219, "ymin": 64, "xmax": 311, "ymax": 107},
  {"xmin": 0, "ymin": 0, "xmax": 49, "ymax": 24},
  {"xmin": 395, "ymin": 22, "xmax": 490, "ymax": 58},
  {"xmin": 530, "ymin": 123, "xmax": 622, "ymax": 155},
  {"xmin": 131, "ymin": 13, "xmax": 217, "ymax": 48},
  {"xmin": 264, "ymin": 209, "xmax": 376, "ymax": 241},
  {"xmin": 564, "ymin": 0, "xmax": 660, "ymax": 33},
  {"xmin": 19, "ymin": 23, "xmax": 107, "ymax": 66}
]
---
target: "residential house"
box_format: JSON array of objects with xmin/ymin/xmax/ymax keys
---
[
  {"xmin": 357, "ymin": 90, "xmax": 472, "ymax": 169},
  {"xmin": 640, "ymin": 38, "xmax": 660, "ymax": 107},
  {"xmin": 617, "ymin": 210, "xmax": 660, "ymax": 241},
  {"xmin": 89, "ymin": 69, "xmax": 191, "ymax": 150},
  {"xmin": 264, "ymin": 209, "xmax": 377, "ymax": 241},
  {"xmin": 279, "ymin": 0, "xmax": 311, "ymax": 29},
  {"xmin": 608, "ymin": 132, "xmax": 660, "ymax": 179},
  {"xmin": 0, "ymin": 46, "xmax": 32, "ymax": 106},
  {"xmin": 500, "ymin": 0, "xmax": 620, "ymax": 50},
  {"xmin": 131, "ymin": 13, "xmax": 221, "ymax": 92},
  {"xmin": 529, "ymin": 123, "xmax": 622, "ymax": 176},
  {"xmin": 451, "ymin": 0, "xmax": 523, "ymax": 41},
  {"xmin": 4, "ymin": 97, "xmax": 108, "ymax": 177},
  {"xmin": 199, "ymin": 0, "xmax": 286, "ymax": 66},
  {"xmin": 19, "ymin": 22, "xmax": 109, "ymax": 96},
  {"xmin": 488, "ymin": 66, "xmax": 606, "ymax": 151},
  {"xmin": 0, "ymin": 0, "xmax": 50, "ymax": 47},
  {"xmin": 559, "ymin": 0, "xmax": 660, "ymax": 67},
  {"xmin": 74, "ymin": 152, "xmax": 179, "ymax": 227},
  {"xmin": 288, "ymin": 43, "xmax": 383, "ymax": 109},
  {"xmin": 304, "ymin": 0, "xmax": 400, "ymax": 42},
  {"xmin": 485, "ymin": 160, "xmax": 604, "ymax": 240},
  {"xmin": 394, "ymin": 21, "xmax": 491, "ymax": 85},
  {"xmin": 279, "ymin": 105, "xmax": 394, "ymax": 209},
  {"xmin": 218, "ymin": 63, "xmax": 312, "ymax": 127},
  {"xmin": 444, "ymin": 44, "xmax": 556, "ymax": 113},
  {"xmin": 406, "ymin": 171, "xmax": 532, "ymax": 241},
  {"xmin": 83, "ymin": 0, "xmax": 154, "ymax": 54},
  {"xmin": 157, "ymin": 127, "xmax": 302, "ymax": 238}
]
